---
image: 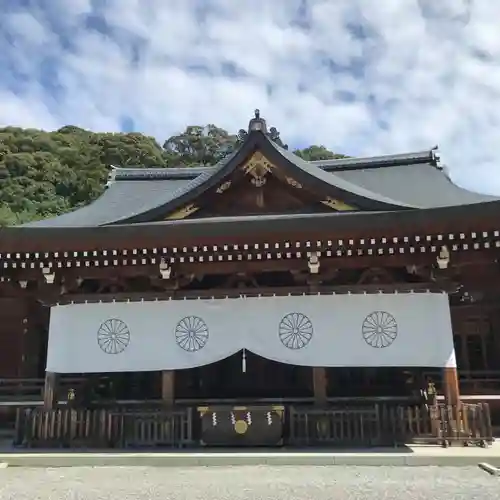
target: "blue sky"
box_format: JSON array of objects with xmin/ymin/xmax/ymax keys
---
[{"xmin": 1, "ymin": 0, "xmax": 500, "ymax": 193}]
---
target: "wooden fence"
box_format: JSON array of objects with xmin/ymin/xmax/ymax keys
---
[
  {"xmin": 15, "ymin": 407, "xmax": 194, "ymax": 448},
  {"xmin": 288, "ymin": 403, "xmax": 493, "ymax": 448},
  {"xmin": 118, "ymin": 410, "xmax": 194, "ymax": 448},
  {"xmin": 14, "ymin": 403, "xmax": 493, "ymax": 449},
  {"xmin": 289, "ymin": 406, "xmax": 382, "ymax": 446}
]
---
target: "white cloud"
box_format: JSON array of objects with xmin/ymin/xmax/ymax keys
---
[{"xmin": 1, "ymin": 0, "xmax": 500, "ymax": 192}]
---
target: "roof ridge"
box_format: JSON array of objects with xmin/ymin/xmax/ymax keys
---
[
  {"xmin": 106, "ymin": 148, "xmax": 438, "ymax": 184},
  {"xmin": 315, "ymin": 149, "xmax": 437, "ymax": 171},
  {"xmin": 107, "ymin": 165, "xmax": 210, "ymax": 183}
]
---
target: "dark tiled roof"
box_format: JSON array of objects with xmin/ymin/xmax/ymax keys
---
[
  {"xmin": 23, "ymin": 153, "xmax": 234, "ymax": 228},
  {"xmin": 267, "ymin": 141, "xmax": 415, "ymax": 208},
  {"xmin": 335, "ymin": 163, "xmax": 498, "ymax": 208},
  {"xmin": 105, "ymin": 147, "xmax": 495, "ymax": 209},
  {"xmin": 110, "ymin": 165, "xmax": 211, "ymax": 180},
  {"xmin": 269, "ymin": 143, "xmax": 497, "ymax": 208},
  {"xmin": 315, "ymin": 150, "xmax": 435, "ymax": 170},
  {"xmin": 22, "ymin": 178, "xmax": 194, "ymax": 227},
  {"xmin": 19, "ymin": 131, "xmax": 500, "ymax": 228}
]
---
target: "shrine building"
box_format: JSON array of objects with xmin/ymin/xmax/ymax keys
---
[{"xmin": 0, "ymin": 111, "xmax": 497, "ymax": 448}]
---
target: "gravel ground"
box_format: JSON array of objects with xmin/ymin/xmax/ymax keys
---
[{"xmin": 0, "ymin": 466, "xmax": 498, "ymax": 500}]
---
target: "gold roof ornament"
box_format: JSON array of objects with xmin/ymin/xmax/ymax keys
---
[
  {"xmin": 285, "ymin": 176, "xmax": 302, "ymax": 189},
  {"xmin": 216, "ymin": 180, "xmax": 232, "ymax": 194},
  {"xmin": 242, "ymin": 151, "xmax": 276, "ymax": 187},
  {"xmin": 165, "ymin": 203, "xmax": 199, "ymax": 220},
  {"xmin": 321, "ymin": 197, "xmax": 356, "ymax": 211}
]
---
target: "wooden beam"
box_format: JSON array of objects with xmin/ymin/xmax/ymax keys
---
[
  {"xmin": 51, "ymin": 282, "xmax": 456, "ymax": 305},
  {"xmin": 161, "ymin": 370, "xmax": 175, "ymax": 406},
  {"xmin": 1, "ymin": 209, "xmax": 500, "ymax": 253},
  {"xmin": 7, "ymin": 246, "xmax": 500, "ymax": 287},
  {"xmin": 312, "ymin": 367, "xmax": 327, "ymax": 406},
  {"xmin": 43, "ymin": 372, "xmax": 58, "ymax": 409}
]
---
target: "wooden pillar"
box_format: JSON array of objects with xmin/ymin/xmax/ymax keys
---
[
  {"xmin": 307, "ymin": 278, "xmax": 327, "ymax": 406},
  {"xmin": 441, "ymin": 366, "xmax": 462, "ymax": 442},
  {"xmin": 442, "ymin": 367, "xmax": 460, "ymax": 406},
  {"xmin": 161, "ymin": 370, "xmax": 175, "ymax": 406},
  {"xmin": 312, "ymin": 367, "xmax": 327, "ymax": 406},
  {"xmin": 43, "ymin": 371, "xmax": 59, "ymax": 409}
]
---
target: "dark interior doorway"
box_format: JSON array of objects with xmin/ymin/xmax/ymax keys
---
[{"xmin": 176, "ymin": 351, "xmax": 312, "ymax": 400}]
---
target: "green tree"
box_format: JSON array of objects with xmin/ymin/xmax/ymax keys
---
[
  {"xmin": 0, "ymin": 204, "xmax": 32, "ymax": 226},
  {"xmin": 294, "ymin": 145, "xmax": 347, "ymax": 161},
  {"xmin": 163, "ymin": 125, "xmax": 238, "ymax": 166},
  {"xmin": 0, "ymin": 123, "xmax": 340, "ymax": 224}
]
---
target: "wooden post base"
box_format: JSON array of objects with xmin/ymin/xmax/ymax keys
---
[
  {"xmin": 442, "ymin": 366, "xmax": 462, "ymax": 441},
  {"xmin": 443, "ymin": 367, "xmax": 460, "ymax": 406}
]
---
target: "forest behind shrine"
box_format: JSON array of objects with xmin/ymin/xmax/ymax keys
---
[{"xmin": 0, "ymin": 124, "xmax": 344, "ymax": 226}]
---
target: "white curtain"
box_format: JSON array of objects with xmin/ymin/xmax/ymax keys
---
[{"xmin": 46, "ymin": 292, "xmax": 455, "ymax": 373}]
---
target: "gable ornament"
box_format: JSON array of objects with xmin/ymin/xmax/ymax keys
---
[
  {"xmin": 242, "ymin": 151, "xmax": 276, "ymax": 188},
  {"xmin": 237, "ymin": 109, "xmax": 289, "ymax": 149},
  {"xmin": 216, "ymin": 180, "xmax": 232, "ymax": 194},
  {"xmin": 165, "ymin": 203, "xmax": 199, "ymax": 220},
  {"xmin": 321, "ymin": 197, "xmax": 355, "ymax": 211},
  {"xmin": 285, "ymin": 176, "xmax": 302, "ymax": 189}
]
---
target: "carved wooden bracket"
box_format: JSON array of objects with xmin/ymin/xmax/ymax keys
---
[{"xmin": 291, "ymin": 267, "xmax": 339, "ymax": 286}]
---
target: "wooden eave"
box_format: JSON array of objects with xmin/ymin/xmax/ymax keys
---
[{"xmin": 1, "ymin": 201, "xmax": 500, "ymax": 254}]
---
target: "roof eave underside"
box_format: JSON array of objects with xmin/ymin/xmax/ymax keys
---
[{"xmin": 4, "ymin": 201, "xmax": 500, "ymax": 252}]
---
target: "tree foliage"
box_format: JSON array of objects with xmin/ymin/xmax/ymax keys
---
[
  {"xmin": 0, "ymin": 124, "xmax": 341, "ymax": 225},
  {"xmin": 294, "ymin": 145, "xmax": 347, "ymax": 161},
  {"xmin": 163, "ymin": 125, "xmax": 239, "ymax": 167}
]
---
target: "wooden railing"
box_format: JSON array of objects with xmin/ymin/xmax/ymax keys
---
[
  {"xmin": 118, "ymin": 410, "xmax": 194, "ymax": 448},
  {"xmin": 288, "ymin": 403, "xmax": 493, "ymax": 448},
  {"xmin": 14, "ymin": 407, "xmax": 194, "ymax": 449},
  {"xmin": 289, "ymin": 406, "xmax": 382, "ymax": 446},
  {"xmin": 382, "ymin": 403, "xmax": 493, "ymax": 446},
  {"xmin": 0, "ymin": 379, "xmax": 44, "ymax": 400},
  {"xmin": 12, "ymin": 403, "xmax": 495, "ymax": 449},
  {"xmin": 0, "ymin": 378, "xmax": 85, "ymax": 401},
  {"xmin": 423, "ymin": 370, "xmax": 500, "ymax": 395}
]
